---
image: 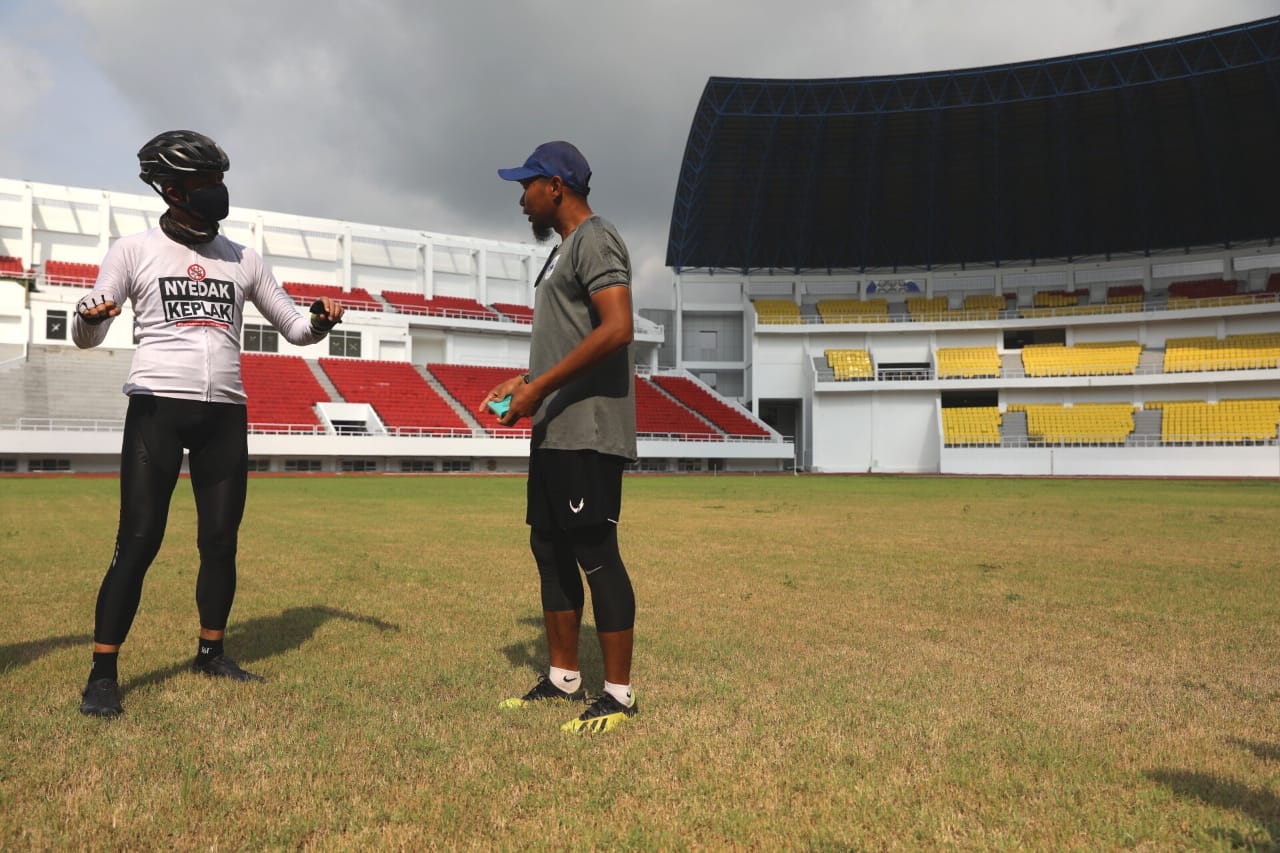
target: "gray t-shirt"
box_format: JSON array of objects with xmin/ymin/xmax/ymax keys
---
[{"xmin": 528, "ymin": 215, "xmax": 637, "ymax": 461}]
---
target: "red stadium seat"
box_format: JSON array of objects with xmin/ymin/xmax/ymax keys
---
[
  {"xmin": 649, "ymin": 375, "xmax": 771, "ymax": 438},
  {"xmin": 428, "ymin": 363, "xmax": 530, "ymax": 436},
  {"xmin": 1167, "ymin": 278, "xmax": 1238, "ymax": 299},
  {"xmin": 635, "ymin": 376, "xmax": 720, "ymax": 439},
  {"xmin": 381, "ymin": 291, "xmax": 498, "ymax": 321},
  {"xmin": 320, "ymin": 358, "xmax": 468, "ymax": 435},
  {"xmin": 241, "ymin": 353, "xmax": 329, "ymax": 431},
  {"xmin": 282, "ymin": 282, "xmax": 383, "ymax": 312},
  {"xmin": 491, "ymin": 302, "xmax": 534, "ymax": 324},
  {"xmin": 44, "ymin": 260, "xmax": 99, "ymax": 287}
]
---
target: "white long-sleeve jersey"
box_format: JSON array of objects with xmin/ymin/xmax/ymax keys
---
[{"xmin": 72, "ymin": 228, "xmax": 327, "ymax": 404}]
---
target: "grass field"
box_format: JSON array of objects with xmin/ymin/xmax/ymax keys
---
[{"xmin": 1, "ymin": 473, "xmax": 1279, "ymax": 850}]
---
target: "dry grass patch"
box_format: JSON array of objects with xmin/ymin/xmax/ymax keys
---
[{"xmin": 1, "ymin": 474, "xmax": 1279, "ymax": 850}]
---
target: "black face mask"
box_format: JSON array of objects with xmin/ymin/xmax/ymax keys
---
[{"xmin": 181, "ymin": 183, "xmax": 230, "ymax": 222}]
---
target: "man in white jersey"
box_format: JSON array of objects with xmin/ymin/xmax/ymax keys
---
[
  {"xmin": 74, "ymin": 130, "xmax": 344, "ymax": 718},
  {"xmin": 483, "ymin": 141, "xmax": 640, "ymax": 734}
]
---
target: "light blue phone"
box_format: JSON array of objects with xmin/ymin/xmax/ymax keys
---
[{"xmin": 487, "ymin": 394, "xmax": 512, "ymax": 417}]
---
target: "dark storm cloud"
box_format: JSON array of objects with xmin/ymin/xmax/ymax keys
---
[{"xmin": 17, "ymin": 0, "xmax": 1280, "ymax": 304}]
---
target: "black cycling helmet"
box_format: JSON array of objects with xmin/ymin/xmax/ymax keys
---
[{"xmin": 137, "ymin": 130, "xmax": 230, "ymax": 193}]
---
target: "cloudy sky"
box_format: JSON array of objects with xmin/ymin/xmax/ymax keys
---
[{"xmin": 1, "ymin": 0, "xmax": 1275, "ymax": 307}]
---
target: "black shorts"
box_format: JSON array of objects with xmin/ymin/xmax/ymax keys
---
[{"xmin": 526, "ymin": 448, "xmax": 625, "ymax": 530}]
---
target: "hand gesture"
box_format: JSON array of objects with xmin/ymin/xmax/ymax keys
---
[
  {"xmin": 479, "ymin": 375, "xmax": 540, "ymax": 426},
  {"xmin": 76, "ymin": 295, "xmax": 121, "ymax": 326}
]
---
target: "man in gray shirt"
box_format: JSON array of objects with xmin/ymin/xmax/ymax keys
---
[{"xmin": 482, "ymin": 141, "xmax": 639, "ymax": 733}]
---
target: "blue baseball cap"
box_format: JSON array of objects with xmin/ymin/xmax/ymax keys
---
[{"xmin": 498, "ymin": 141, "xmax": 591, "ymax": 196}]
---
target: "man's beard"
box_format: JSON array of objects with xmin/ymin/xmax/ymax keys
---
[{"xmin": 532, "ymin": 222, "xmax": 555, "ymax": 243}]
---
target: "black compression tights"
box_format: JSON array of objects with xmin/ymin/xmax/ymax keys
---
[
  {"xmin": 530, "ymin": 523, "xmax": 635, "ymax": 633},
  {"xmin": 93, "ymin": 395, "xmax": 248, "ymax": 645}
]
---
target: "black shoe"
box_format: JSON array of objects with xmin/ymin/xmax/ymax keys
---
[
  {"xmin": 192, "ymin": 654, "xmax": 264, "ymax": 682},
  {"xmin": 562, "ymin": 691, "xmax": 638, "ymax": 733},
  {"xmin": 80, "ymin": 678, "xmax": 123, "ymax": 718},
  {"xmin": 499, "ymin": 674, "xmax": 586, "ymax": 709}
]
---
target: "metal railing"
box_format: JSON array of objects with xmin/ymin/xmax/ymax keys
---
[
  {"xmin": 762, "ymin": 291, "xmax": 1280, "ymax": 326},
  {"xmin": 946, "ymin": 434, "xmax": 1278, "ymax": 448},
  {"xmin": 819, "ymin": 360, "xmax": 1280, "ymax": 383},
  {"xmin": 1, "ymin": 418, "xmax": 784, "ymax": 445},
  {"xmin": 10, "ymin": 417, "xmax": 125, "ymax": 432}
]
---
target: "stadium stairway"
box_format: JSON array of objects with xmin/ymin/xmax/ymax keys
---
[
  {"xmin": 1138, "ymin": 348, "xmax": 1163, "ymax": 373},
  {"xmin": 651, "ymin": 374, "xmax": 771, "ymax": 437},
  {"xmin": 646, "ymin": 376, "xmax": 724, "ymax": 437},
  {"xmin": 999, "ymin": 409, "xmax": 1028, "ymax": 444},
  {"xmin": 0, "ymin": 345, "xmax": 131, "ymax": 424},
  {"xmin": 1001, "ymin": 351, "xmax": 1022, "ymax": 375},
  {"xmin": 1129, "ymin": 408, "xmax": 1162, "ymax": 444},
  {"xmin": 812, "ymin": 356, "xmax": 836, "ymax": 382},
  {"xmin": 306, "ymin": 359, "xmax": 345, "ymax": 403},
  {"xmin": 414, "ymin": 364, "xmax": 484, "ymax": 431}
]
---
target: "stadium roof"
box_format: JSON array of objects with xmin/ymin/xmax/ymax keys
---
[{"xmin": 666, "ymin": 16, "xmax": 1280, "ymax": 274}]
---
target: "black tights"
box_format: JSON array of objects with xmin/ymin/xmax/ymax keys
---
[
  {"xmin": 93, "ymin": 395, "xmax": 248, "ymax": 645},
  {"xmin": 530, "ymin": 523, "xmax": 635, "ymax": 633}
]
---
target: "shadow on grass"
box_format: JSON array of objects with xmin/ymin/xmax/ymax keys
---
[
  {"xmin": 123, "ymin": 605, "xmax": 398, "ymax": 695},
  {"xmin": 1147, "ymin": 768, "xmax": 1280, "ymax": 847},
  {"xmin": 1225, "ymin": 737, "xmax": 1280, "ymax": 763},
  {"xmin": 0, "ymin": 633, "xmax": 92, "ymax": 674},
  {"xmin": 499, "ymin": 614, "xmax": 603, "ymax": 679}
]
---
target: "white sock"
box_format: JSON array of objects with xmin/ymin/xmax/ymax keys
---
[
  {"xmin": 604, "ymin": 680, "xmax": 634, "ymax": 707},
  {"xmin": 549, "ymin": 666, "xmax": 581, "ymax": 694}
]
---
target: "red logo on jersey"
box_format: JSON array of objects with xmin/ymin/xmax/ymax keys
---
[{"xmin": 187, "ymin": 264, "xmax": 206, "ymax": 281}]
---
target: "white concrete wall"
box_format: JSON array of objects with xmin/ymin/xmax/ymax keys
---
[
  {"xmin": 811, "ymin": 390, "xmax": 939, "ymax": 473},
  {"xmin": 942, "ymin": 445, "xmax": 1280, "ymax": 477}
]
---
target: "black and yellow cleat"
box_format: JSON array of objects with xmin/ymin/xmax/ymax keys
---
[
  {"xmin": 500, "ymin": 674, "xmax": 586, "ymax": 709},
  {"xmin": 561, "ymin": 692, "xmax": 638, "ymax": 734}
]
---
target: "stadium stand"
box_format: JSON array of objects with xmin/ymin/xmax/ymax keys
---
[
  {"xmin": 1033, "ymin": 290, "xmax": 1085, "ymax": 309},
  {"xmin": 282, "ymin": 282, "xmax": 383, "ymax": 312},
  {"xmin": 240, "ymin": 353, "xmax": 328, "ymax": 431},
  {"xmin": 1267, "ymin": 272, "xmax": 1280, "ymax": 293},
  {"xmin": 634, "ymin": 375, "xmax": 719, "ymax": 438},
  {"xmin": 426, "ymin": 362, "xmax": 530, "ymax": 435},
  {"xmin": 1167, "ymin": 278, "xmax": 1238, "ymax": 300},
  {"xmin": 1009, "ymin": 403, "xmax": 1135, "ymax": 444},
  {"xmin": 906, "ymin": 295, "xmax": 949, "ymax": 319},
  {"xmin": 1106, "ymin": 284, "xmax": 1145, "ymax": 304},
  {"xmin": 824, "ymin": 348, "xmax": 873, "ymax": 380},
  {"xmin": 649, "ymin": 375, "xmax": 770, "ymax": 437},
  {"xmin": 44, "ymin": 260, "xmax": 98, "ymax": 287},
  {"xmin": 752, "ymin": 299, "xmax": 801, "ymax": 325},
  {"xmin": 942, "ymin": 407, "xmax": 1002, "ymax": 445},
  {"xmin": 1162, "ymin": 333, "xmax": 1280, "ymax": 372},
  {"xmin": 936, "ymin": 346, "xmax": 1000, "ymax": 378},
  {"xmin": 0, "ymin": 344, "xmax": 130, "ymax": 423},
  {"xmin": 963, "ymin": 295, "xmax": 1006, "ymax": 312},
  {"xmin": 1021, "ymin": 341, "xmax": 1142, "ymax": 377},
  {"xmin": 0, "ymin": 256, "xmax": 25, "ymax": 276},
  {"xmin": 381, "ymin": 291, "xmax": 497, "ymax": 320},
  {"xmin": 319, "ymin": 358, "xmax": 468, "ymax": 435},
  {"xmin": 1150, "ymin": 399, "xmax": 1280, "ymax": 443},
  {"xmin": 816, "ymin": 298, "xmax": 888, "ymax": 322},
  {"xmin": 490, "ymin": 302, "xmax": 534, "ymax": 323},
  {"xmin": 952, "ymin": 294, "xmax": 1005, "ymax": 319}
]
